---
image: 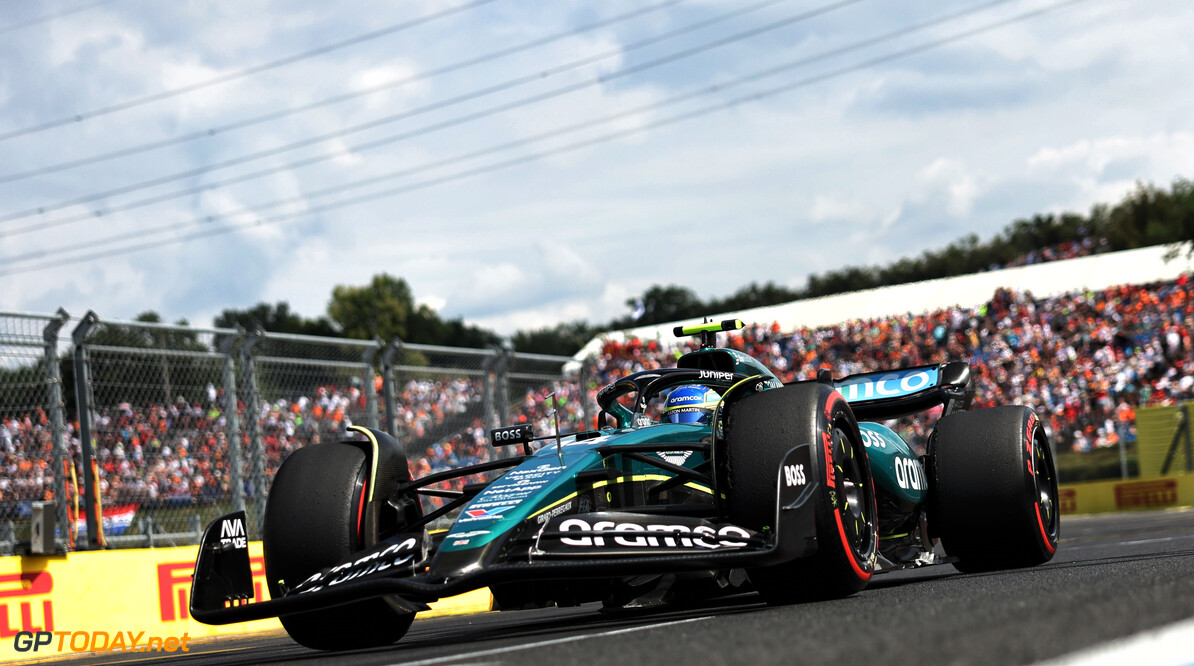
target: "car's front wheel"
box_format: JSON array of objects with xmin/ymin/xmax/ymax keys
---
[
  {"xmin": 263, "ymin": 443, "xmax": 415, "ymax": 650},
  {"xmin": 725, "ymin": 383, "xmax": 878, "ymax": 603}
]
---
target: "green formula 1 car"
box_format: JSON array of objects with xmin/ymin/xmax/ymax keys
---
[{"xmin": 191, "ymin": 319, "xmax": 1059, "ymax": 650}]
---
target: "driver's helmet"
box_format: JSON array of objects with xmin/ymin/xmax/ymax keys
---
[{"xmin": 662, "ymin": 385, "xmax": 719, "ymax": 424}]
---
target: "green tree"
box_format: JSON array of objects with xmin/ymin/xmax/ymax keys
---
[
  {"xmin": 512, "ymin": 320, "xmax": 600, "ymax": 356},
  {"xmin": 327, "ymin": 273, "xmax": 499, "ymax": 347},
  {"xmin": 214, "ymin": 301, "xmax": 338, "ymax": 336}
]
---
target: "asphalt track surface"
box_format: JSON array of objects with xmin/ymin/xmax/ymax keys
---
[{"xmin": 59, "ymin": 508, "xmax": 1194, "ymax": 666}]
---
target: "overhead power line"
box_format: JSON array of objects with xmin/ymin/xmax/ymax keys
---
[
  {"xmin": 0, "ymin": 0, "xmax": 498, "ymax": 143},
  {"xmin": 0, "ymin": 0, "xmax": 1089, "ymax": 277},
  {"xmin": 0, "ymin": 0, "xmax": 124, "ymax": 36},
  {"xmin": 0, "ymin": 0, "xmax": 692, "ymax": 185},
  {"xmin": 0, "ymin": 0, "xmax": 864, "ymax": 227}
]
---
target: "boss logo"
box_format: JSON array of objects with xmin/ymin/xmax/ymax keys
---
[
  {"xmin": 783, "ymin": 464, "xmax": 806, "ymax": 487},
  {"xmin": 491, "ymin": 425, "xmax": 533, "ymax": 445}
]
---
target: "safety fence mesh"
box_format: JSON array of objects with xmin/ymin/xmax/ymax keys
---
[{"xmin": 0, "ymin": 311, "xmax": 578, "ymax": 551}]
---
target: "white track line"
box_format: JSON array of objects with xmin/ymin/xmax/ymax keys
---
[
  {"xmin": 1037, "ymin": 615, "xmax": 1194, "ymax": 666},
  {"xmin": 389, "ymin": 615, "xmax": 715, "ymax": 666}
]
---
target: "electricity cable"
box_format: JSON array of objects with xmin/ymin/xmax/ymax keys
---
[
  {"xmin": 0, "ymin": 0, "xmax": 865, "ymax": 226},
  {"xmin": 0, "ymin": 0, "xmax": 1089, "ymax": 277},
  {"xmin": 0, "ymin": 0, "xmax": 692, "ymax": 185},
  {"xmin": 0, "ymin": 0, "xmax": 499, "ymax": 143}
]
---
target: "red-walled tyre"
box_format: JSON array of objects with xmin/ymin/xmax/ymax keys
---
[
  {"xmin": 263, "ymin": 443, "xmax": 414, "ymax": 650},
  {"xmin": 931, "ymin": 406, "xmax": 1060, "ymax": 572},
  {"xmin": 725, "ymin": 383, "xmax": 878, "ymax": 603}
]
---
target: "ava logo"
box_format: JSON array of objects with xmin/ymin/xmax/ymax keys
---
[{"xmin": 219, "ymin": 519, "xmax": 247, "ymax": 549}]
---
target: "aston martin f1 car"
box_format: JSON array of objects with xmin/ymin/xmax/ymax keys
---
[{"xmin": 190, "ymin": 320, "xmax": 1059, "ymax": 650}]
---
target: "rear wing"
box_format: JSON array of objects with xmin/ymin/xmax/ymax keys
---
[{"xmin": 832, "ymin": 362, "xmax": 970, "ymax": 421}]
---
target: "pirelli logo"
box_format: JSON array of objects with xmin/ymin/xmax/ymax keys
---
[
  {"xmin": 1058, "ymin": 488, "xmax": 1077, "ymax": 515},
  {"xmin": 1114, "ymin": 480, "xmax": 1178, "ymax": 510}
]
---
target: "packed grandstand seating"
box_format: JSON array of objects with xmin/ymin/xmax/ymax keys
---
[{"xmin": 2, "ymin": 273, "xmax": 1192, "ymax": 519}]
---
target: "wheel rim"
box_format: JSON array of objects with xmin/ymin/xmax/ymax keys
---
[
  {"xmin": 832, "ymin": 425, "xmax": 876, "ymax": 558},
  {"xmin": 1032, "ymin": 434, "xmax": 1060, "ymax": 543}
]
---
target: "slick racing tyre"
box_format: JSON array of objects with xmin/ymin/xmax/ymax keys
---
[
  {"xmin": 930, "ymin": 405, "xmax": 1060, "ymax": 572},
  {"xmin": 725, "ymin": 383, "xmax": 878, "ymax": 603},
  {"xmin": 263, "ymin": 443, "xmax": 415, "ymax": 650}
]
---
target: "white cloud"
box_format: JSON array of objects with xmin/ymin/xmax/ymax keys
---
[
  {"xmin": 914, "ymin": 158, "xmax": 982, "ymax": 218},
  {"xmin": 3, "ymin": 0, "xmax": 1194, "ymax": 340}
]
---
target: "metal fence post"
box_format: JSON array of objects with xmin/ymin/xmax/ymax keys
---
[
  {"xmin": 70, "ymin": 310, "xmax": 101, "ymax": 549},
  {"xmin": 494, "ymin": 347, "xmax": 512, "ymax": 427},
  {"xmin": 381, "ymin": 338, "xmax": 402, "ymax": 440},
  {"xmin": 580, "ymin": 357, "xmax": 593, "ymax": 431},
  {"xmin": 240, "ymin": 329, "xmax": 266, "ymax": 536},
  {"xmin": 364, "ymin": 339, "xmax": 382, "ymax": 431},
  {"xmin": 43, "ymin": 308, "xmax": 71, "ymax": 548},
  {"xmin": 218, "ymin": 329, "xmax": 246, "ymax": 516},
  {"xmin": 480, "ymin": 351, "xmax": 498, "ymax": 430}
]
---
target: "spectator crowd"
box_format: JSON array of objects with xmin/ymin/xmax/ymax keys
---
[{"xmin": 3, "ymin": 272, "xmax": 1194, "ymax": 528}]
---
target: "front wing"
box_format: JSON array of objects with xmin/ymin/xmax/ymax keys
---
[{"xmin": 191, "ymin": 486, "xmax": 819, "ymax": 624}]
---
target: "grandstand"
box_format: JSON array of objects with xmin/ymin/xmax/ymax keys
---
[
  {"xmin": 573, "ymin": 243, "xmax": 1194, "ymax": 459},
  {"xmin": 574, "ymin": 243, "xmax": 1194, "ymax": 359}
]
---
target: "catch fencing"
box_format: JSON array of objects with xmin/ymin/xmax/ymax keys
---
[{"xmin": 0, "ymin": 310, "xmax": 581, "ymax": 553}]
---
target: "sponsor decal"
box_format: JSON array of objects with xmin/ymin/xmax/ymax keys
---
[
  {"xmin": 822, "ymin": 431, "xmax": 835, "ymax": 488},
  {"xmin": 698, "ymin": 370, "xmax": 734, "ymax": 383},
  {"xmin": 1025, "ymin": 412, "xmax": 1038, "ymax": 475},
  {"xmin": 658, "ymin": 450, "xmax": 693, "ymax": 466},
  {"xmin": 446, "ymin": 529, "xmax": 491, "ymax": 546},
  {"xmin": 893, "ymin": 456, "xmax": 924, "ymax": 491},
  {"xmin": 1059, "ymin": 488, "xmax": 1078, "ymax": 514},
  {"xmin": 295, "ymin": 537, "xmax": 418, "ymax": 593},
  {"xmin": 467, "ymin": 463, "xmax": 566, "ymax": 511},
  {"xmin": 555, "ymin": 518, "xmax": 751, "ymax": 550},
  {"xmin": 467, "ymin": 501, "xmax": 518, "ymax": 510},
  {"xmin": 157, "ymin": 558, "xmax": 266, "ymax": 622},
  {"xmin": 1114, "ymin": 480, "xmax": 1178, "ymax": 510},
  {"xmin": 491, "ymin": 424, "xmax": 534, "ymax": 446},
  {"xmin": 669, "ymin": 394, "xmax": 706, "ymax": 405},
  {"xmin": 0, "ymin": 572, "xmax": 53, "ymax": 639},
  {"xmin": 860, "ymin": 429, "xmax": 887, "ymax": 449},
  {"xmin": 836, "ymin": 367, "xmax": 938, "ymax": 402},
  {"xmin": 218, "ymin": 517, "xmax": 247, "ymax": 550},
  {"xmin": 534, "ymin": 502, "xmax": 574, "ymax": 525},
  {"xmin": 460, "ymin": 507, "xmax": 508, "ymax": 522},
  {"xmin": 447, "ymin": 529, "xmax": 492, "ymax": 544},
  {"xmin": 783, "ymin": 463, "xmax": 807, "ymax": 487}
]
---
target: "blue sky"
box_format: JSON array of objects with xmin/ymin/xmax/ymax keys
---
[{"xmin": 1, "ymin": 0, "xmax": 1192, "ymax": 335}]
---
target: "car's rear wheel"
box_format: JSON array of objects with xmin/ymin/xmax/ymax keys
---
[
  {"xmin": 263, "ymin": 443, "xmax": 415, "ymax": 650},
  {"xmin": 725, "ymin": 383, "xmax": 878, "ymax": 603},
  {"xmin": 930, "ymin": 405, "xmax": 1059, "ymax": 572}
]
